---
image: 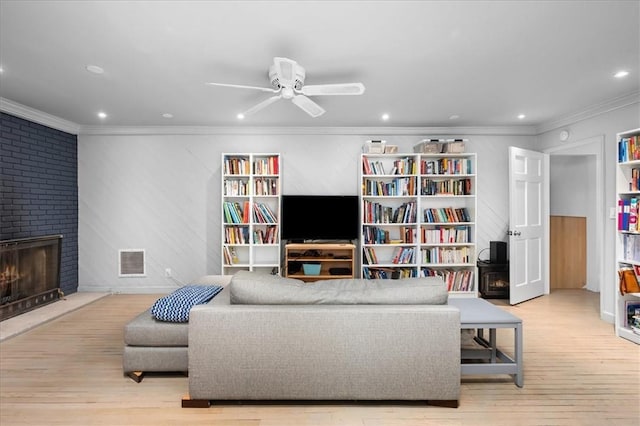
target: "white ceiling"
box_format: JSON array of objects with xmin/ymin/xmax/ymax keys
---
[{"xmin": 0, "ymin": 1, "xmax": 638, "ymax": 130}]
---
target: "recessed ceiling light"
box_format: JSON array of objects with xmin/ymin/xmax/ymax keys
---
[
  {"xmin": 86, "ymin": 65, "xmax": 104, "ymax": 74},
  {"xmin": 517, "ymin": 114, "xmax": 526, "ymax": 120},
  {"xmin": 162, "ymin": 113, "xmax": 173, "ymax": 119},
  {"xmin": 0, "ymin": 66, "xmax": 4, "ymax": 74},
  {"xmin": 381, "ymin": 113, "xmax": 390, "ymax": 121},
  {"xmin": 614, "ymin": 70, "xmax": 629, "ymax": 78},
  {"xmin": 97, "ymin": 111, "xmax": 107, "ymax": 119},
  {"xmin": 449, "ymin": 114, "xmax": 460, "ymax": 120},
  {"xmin": 237, "ymin": 113, "xmax": 245, "ymax": 120}
]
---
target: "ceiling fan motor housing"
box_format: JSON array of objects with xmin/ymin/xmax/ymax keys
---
[{"xmin": 269, "ymin": 63, "xmax": 305, "ymax": 90}]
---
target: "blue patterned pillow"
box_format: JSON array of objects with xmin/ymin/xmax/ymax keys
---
[{"xmin": 151, "ymin": 285, "xmax": 223, "ymax": 322}]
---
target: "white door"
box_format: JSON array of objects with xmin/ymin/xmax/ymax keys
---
[{"xmin": 508, "ymin": 147, "xmax": 549, "ymax": 305}]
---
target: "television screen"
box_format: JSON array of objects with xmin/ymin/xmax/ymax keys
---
[{"xmin": 281, "ymin": 195, "xmax": 359, "ymax": 242}]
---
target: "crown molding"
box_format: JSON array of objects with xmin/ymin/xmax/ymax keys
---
[
  {"xmin": 0, "ymin": 97, "xmax": 80, "ymax": 135},
  {"xmin": 536, "ymin": 91, "xmax": 640, "ymax": 134},
  {"xmin": 78, "ymin": 125, "xmax": 538, "ymax": 136},
  {"xmin": 4, "ymin": 92, "xmax": 636, "ymax": 138}
]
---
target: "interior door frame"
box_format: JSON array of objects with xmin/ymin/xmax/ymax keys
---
[{"xmin": 543, "ymin": 135, "xmax": 609, "ymax": 322}]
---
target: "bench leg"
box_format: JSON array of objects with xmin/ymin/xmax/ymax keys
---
[
  {"xmin": 182, "ymin": 395, "xmax": 210, "ymax": 408},
  {"xmin": 126, "ymin": 371, "xmax": 144, "ymax": 383},
  {"xmin": 427, "ymin": 399, "xmax": 459, "ymax": 408}
]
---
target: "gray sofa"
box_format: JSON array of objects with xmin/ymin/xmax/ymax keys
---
[
  {"xmin": 184, "ymin": 271, "xmax": 461, "ymax": 407},
  {"xmin": 123, "ymin": 275, "xmax": 232, "ymax": 382}
]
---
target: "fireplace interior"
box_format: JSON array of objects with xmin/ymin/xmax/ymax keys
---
[
  {"xmin": 477, "ymin": 259, "xmax": 510, "ymax": 299},
  {"xmin": 0, "ymin": 235, "xmax": 63, "ymax": 321}
]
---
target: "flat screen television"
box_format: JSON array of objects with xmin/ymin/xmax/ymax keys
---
[{"xmin": 281, "ymin": 195, "xmax": 359, "ymax": 242}]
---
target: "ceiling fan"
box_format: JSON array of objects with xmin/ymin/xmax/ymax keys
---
[{"xmin": 206, "ymin": 57, "xmax": 365, "ymax": 118}]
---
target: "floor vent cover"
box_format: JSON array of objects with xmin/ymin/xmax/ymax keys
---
[{"xmin": 119, "ymin": 249, "xmax": 146, "ymax": 277}]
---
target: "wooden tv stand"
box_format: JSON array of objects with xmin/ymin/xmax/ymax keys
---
[{"xmin": 284, "ymin": 243, "xmax": 356, "ymax": 282}]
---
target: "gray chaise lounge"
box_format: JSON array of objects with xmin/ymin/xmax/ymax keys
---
[{"xmin": 122, "ymin": 275, "xmax": 232, "ymax": 382}]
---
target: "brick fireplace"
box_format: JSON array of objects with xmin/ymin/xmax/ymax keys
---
[
  {"xmin": 0, "ymin": 235, "xmax": 63, "ymax": 321},
  {"xmin": 1, "ymin": 112, "xmax": 78, "ymax": 300}
]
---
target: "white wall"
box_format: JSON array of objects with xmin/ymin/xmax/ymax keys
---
[
  {"xmin": 537, "ymin": 101, "xmax": 640, "ymax": 322},
  {"xmin": 550, "ymin": 156, "xmax": 593, "ymax": 216},
  {"xmin": 78, "ymin": 131, "xmax": 536, "ymax": 293}
]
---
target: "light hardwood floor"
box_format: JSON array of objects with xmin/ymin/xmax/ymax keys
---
[{"xmin": 0, "ymin": 290, "xmax": 638, "ymax": 426}]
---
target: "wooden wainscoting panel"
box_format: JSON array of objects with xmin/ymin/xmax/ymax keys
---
[{"xmin": 550, "ymin": 215, "xmax": 586, "ymax": 289}]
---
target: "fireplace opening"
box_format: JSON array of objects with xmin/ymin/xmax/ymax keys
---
[
  {"xmin": 477, "ymin": 260, "xmax": 510, "ymax": 299},
  {"xmin": 0, "ymin": 235, "xmax": 63, "ymax": 321}
]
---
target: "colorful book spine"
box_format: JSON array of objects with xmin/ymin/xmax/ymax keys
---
[
  {"xmin": 619, "ymin": 136, "xmax": 639, "ymax": 162},
  {"xmin": 619, "ymin": 199, "xmax": 625, "ymax": 230},
  {"xmin": 623, "ymin": 199, "xmax": 631, "ymax": 231},
  {"xmin": 630, "ymin": 198, "xmax": 638, "ymax": 232}
]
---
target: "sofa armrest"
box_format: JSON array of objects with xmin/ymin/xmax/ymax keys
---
[{"xmin": 191, "ymin": 275, "xmax": 233, "ymax": 287}]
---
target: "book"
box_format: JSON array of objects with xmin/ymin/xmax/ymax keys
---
[
  {"xmin": 630, "ymin": 198, "xmax": 638, "ymax": 232},
  {"xmin": 223, "ymin": 246, "xmax": 232, "ymax": 264},
  {"xmin": 623, "ymin": 199, "xmax": 631, "ymax": 231},
  {"xmin": 243, "ymin": 200, "xmax": 250, "ymax": 224},
  {"xmin": 618, "ymin": 199, "xmax": 624, "ymax": 230},
  {"xmin": 362, "ymin": 156, "xmax": 373, "ymax": 175}
]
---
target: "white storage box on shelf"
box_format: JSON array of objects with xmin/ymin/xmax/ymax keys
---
[
  {"xmin": 414, "ymin": 139, "xmax": 444, "ymax": 154},
  {"xmin": 364, "ymin": 140, "xmax": 386, "ymax": 153},
  {"xmin": 444, "ymin": 139, "xmax": 466, "ymax": 153},
  {"xmin": 414, "ymin": 139, "xmax": 467, "ymax": 154}
]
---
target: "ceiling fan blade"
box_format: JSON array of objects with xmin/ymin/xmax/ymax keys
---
[
  {"xmin": 300, "ymin": 82, "xmax": 366, "ymax": 96},
  {"xmin": 242, "ymin": 95, "xmax": 282, "ymax": 116},
  {"xmin": 291, "ymin": 95, "xmax": 326, "ymax": 118},
  {"xmin": 206, "ymin": 82, "xmax": 278, "ymax": 93}
]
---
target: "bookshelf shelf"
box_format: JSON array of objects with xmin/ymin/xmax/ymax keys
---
[
  {"xmin": 420, "ymin": 194, "xmax": 475, "ymax": 198},
  {"xmin": 222, "ymin": 153, "xmax": 281, "ymax": 275},
  {"xmin": 615, "ymin": 128, "xmax": 640, "ymax": 345},
  {"xmin": 360, "ymin": 151, "xmax": 477, "ymax": 294}
]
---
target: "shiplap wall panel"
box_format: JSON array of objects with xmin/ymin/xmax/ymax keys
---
[
  {"xmin": 78, "ymin": 133, "xmax": 536, "ymax": 293},
  {"xmin": 474, "ymin": 136, "xmax": 513, "ymax": 257}
]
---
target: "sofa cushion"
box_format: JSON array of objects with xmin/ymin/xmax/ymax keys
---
[
  {"xmin": 124, "ymin": 309, "xmax": 190, "ymax": 346},
  {"xmin": 151, "ymin": 285, "xmax": 223, "ymax": 322},
  {"xmin": 229, "ymin": 270, "xmax": 447, "ymax": 305}
]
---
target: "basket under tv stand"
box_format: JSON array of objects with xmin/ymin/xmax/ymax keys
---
[{"xmin": 284, "ymin": 243, "xmax": 356, "ymax": 282}]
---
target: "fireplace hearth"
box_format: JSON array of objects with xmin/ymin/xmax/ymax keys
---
[{"xmin": 0, "ymin": 235, "xmax": 63, "ymax": 321}]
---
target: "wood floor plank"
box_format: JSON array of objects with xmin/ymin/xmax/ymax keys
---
[{"xmin": 0, "ymin": 290, "xmax": 638, "ymax": 425}]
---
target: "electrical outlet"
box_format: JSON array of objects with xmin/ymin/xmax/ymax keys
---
[{"xmin": 164, "ymin": 268, "xmax": 172, "ymax": 278}]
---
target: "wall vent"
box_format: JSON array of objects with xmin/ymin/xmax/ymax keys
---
[{"xmin": 119, "ymin": 249, "xmax": 146, "ymax": 277}]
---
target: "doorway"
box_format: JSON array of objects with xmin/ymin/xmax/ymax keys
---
[{"xmin": 544, "ymin": 136, "xmax": 607, "ymax": 320}]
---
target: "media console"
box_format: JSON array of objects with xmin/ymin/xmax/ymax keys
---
[{"xmin": 284, "ymin": 243, "xmax": 356, "ymax": 282}]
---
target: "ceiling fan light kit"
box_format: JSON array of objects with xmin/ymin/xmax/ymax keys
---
[{"xmin": 206, "ymin": 57, "xmax": 365, "ymax": 118}]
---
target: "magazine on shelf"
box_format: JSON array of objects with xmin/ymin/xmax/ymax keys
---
[{"xmin": 624, "ymin": 300, "xmax": 640, "ymax": 332}]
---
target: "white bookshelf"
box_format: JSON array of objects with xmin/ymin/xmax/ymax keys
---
[
  {"xmin": 360, "ymin": 152, "xmax": 477, "ymax": 296},
  {"xmin": 615, "ymin": 128, "xmax": 640, "ymax": 344},
  {"xmin": 221, "ymin": 153, "xmax": 281, "ymax": 275}
]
